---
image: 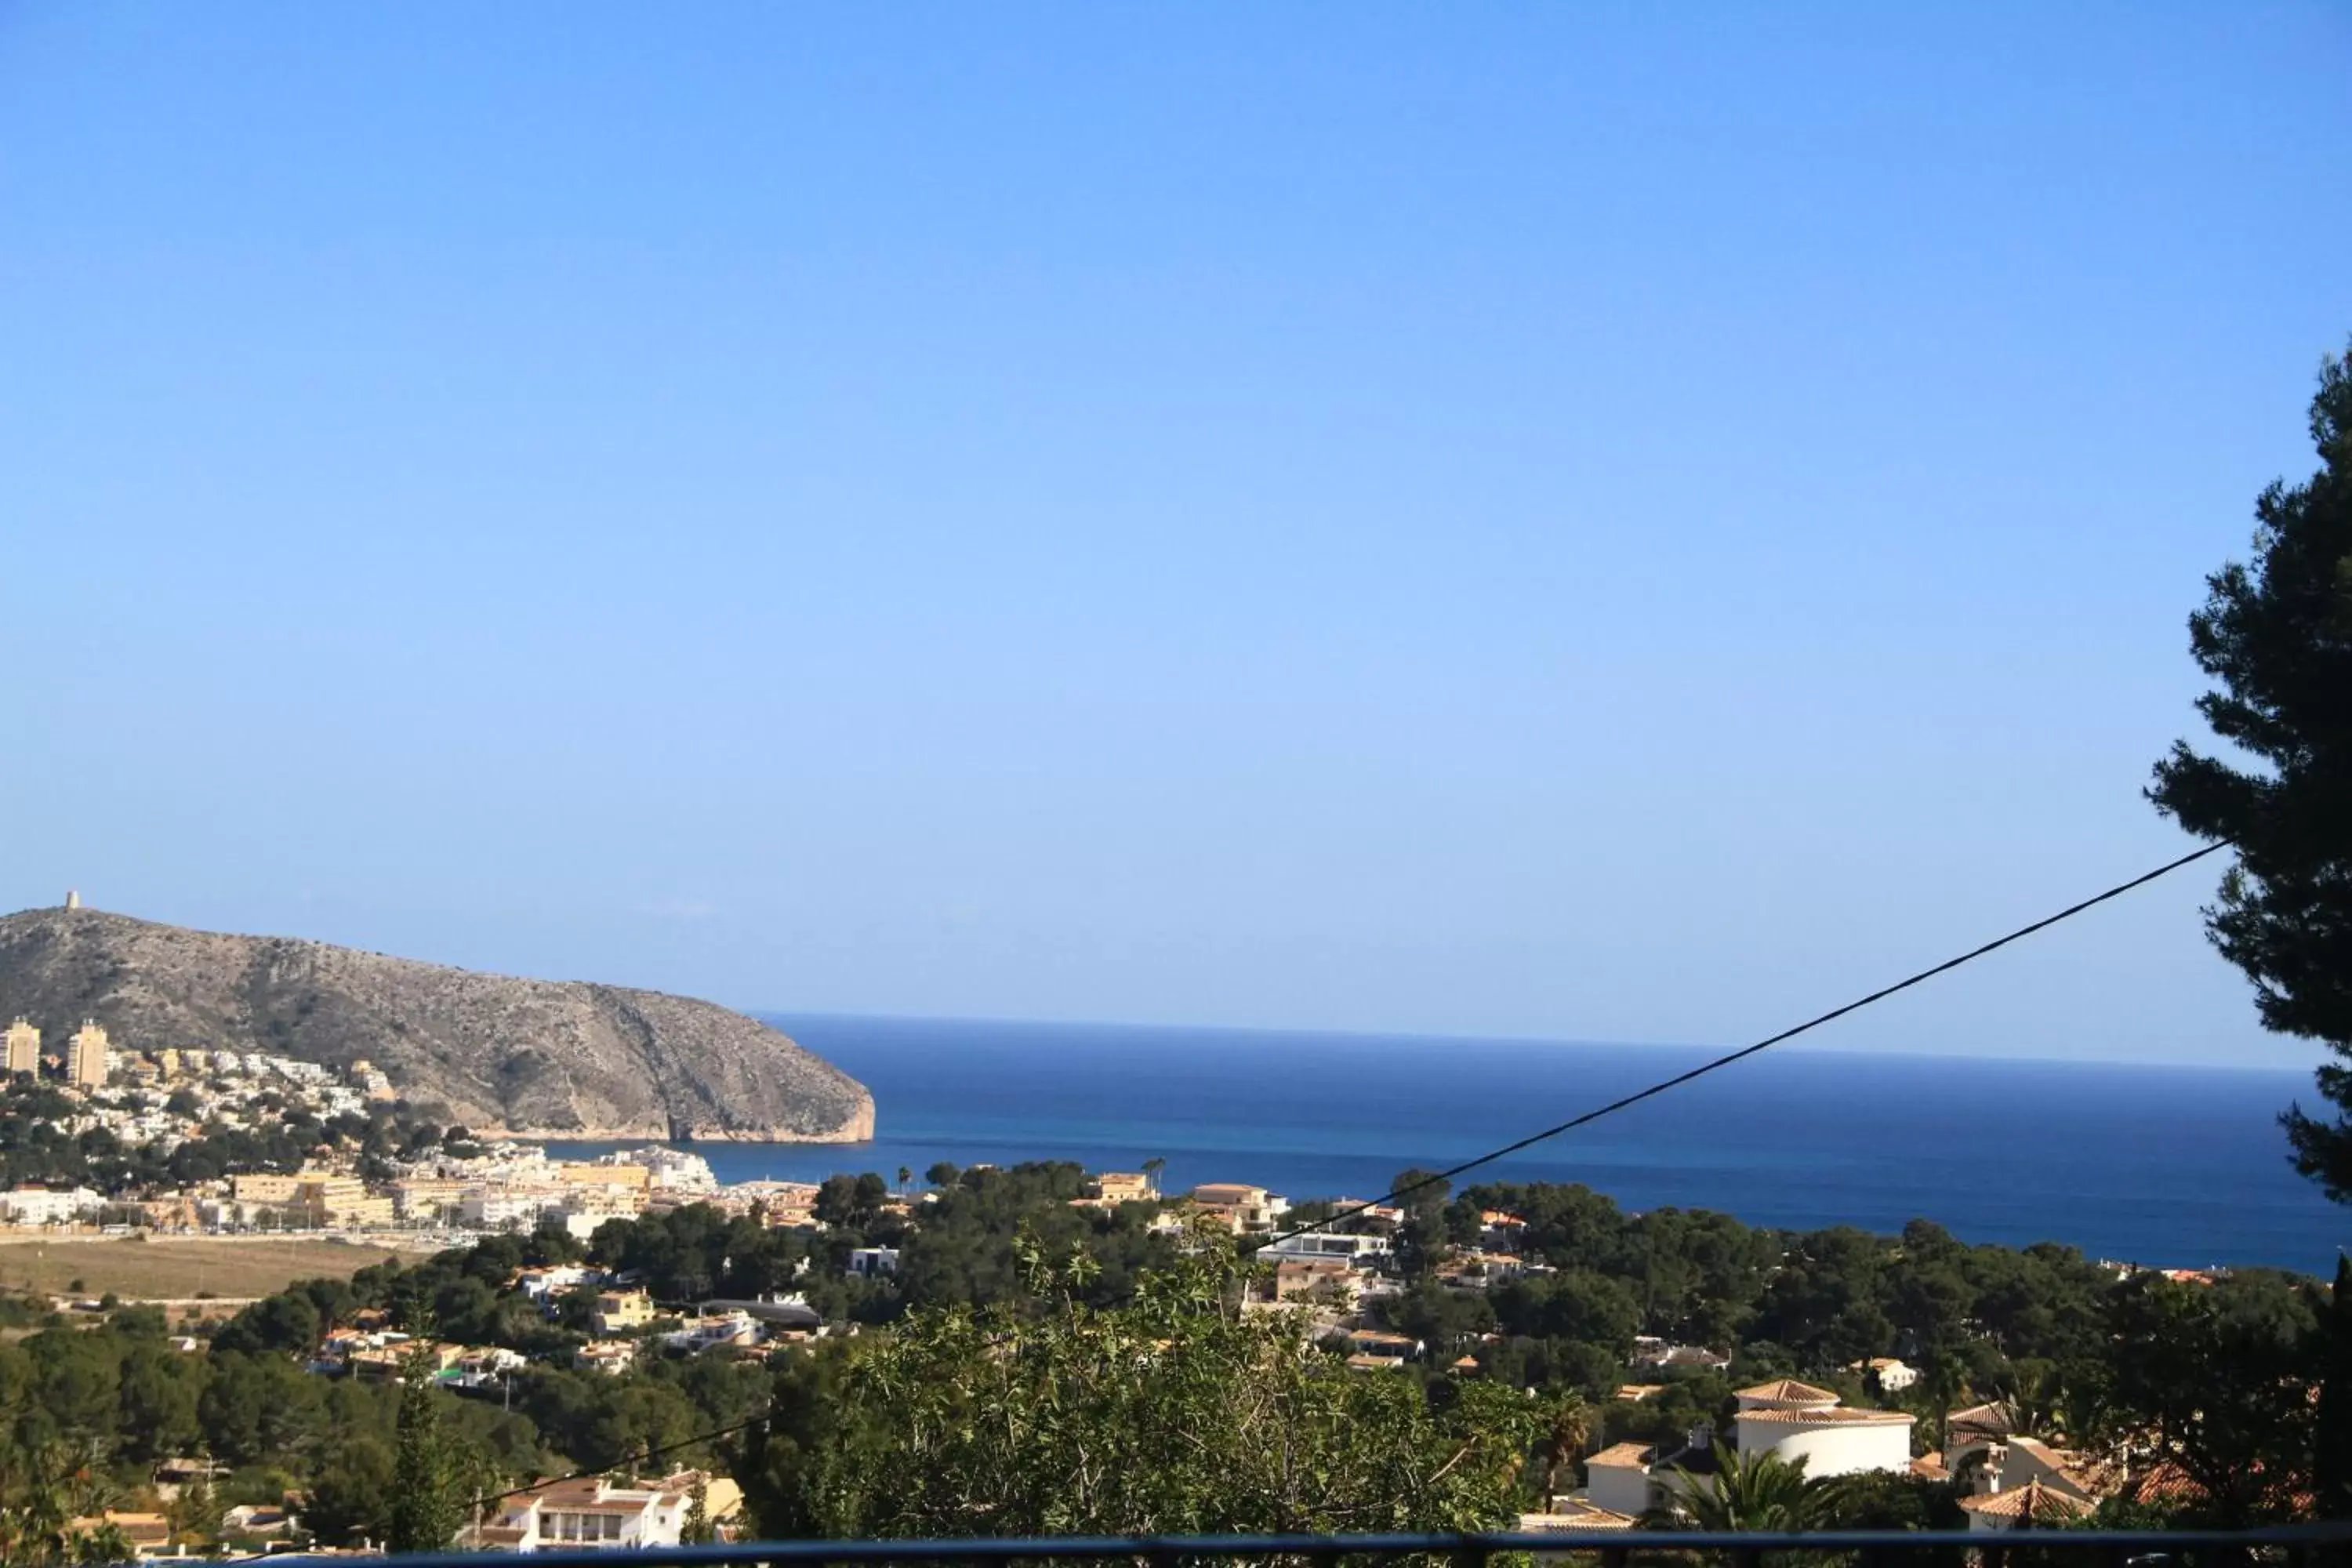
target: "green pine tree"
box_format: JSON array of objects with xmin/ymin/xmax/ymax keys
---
[
  {"xmin": 384, "ymin": 1341, "xmax": 465, "ymax": 1554},
  {"xmin": 744, "ymin": 1229, "xmax": 1540, "ymax": 1538},
  {"xmin": 684, "ymin": 1478, "xmax": 716, "ymax": 1544},
  {"xmin": 166, "ymin": 1471, "xmax": 222, "ymax": 1547},
  {"xmin": 2151, "ymin": 343, "xmax": 2352, "ymax": 1197}
]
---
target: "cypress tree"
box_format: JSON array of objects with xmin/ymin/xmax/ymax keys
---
[
  {"xmin": 684, "ymin": 1479, "xmax": 715, "ymax": 1544},
  {"xmin": 384, "ymin": 1341, "xmax": 463, "ymax": 1554}
]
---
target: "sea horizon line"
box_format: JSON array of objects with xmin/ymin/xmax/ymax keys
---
[{"xmin": 746, "ymin": 1007, "xmax": 2317, "ymax": 1080}]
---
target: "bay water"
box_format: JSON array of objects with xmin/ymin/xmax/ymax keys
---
[{"xmin": 541, "ymin": 1014, "xmax": 2348, "ymax": 1273}]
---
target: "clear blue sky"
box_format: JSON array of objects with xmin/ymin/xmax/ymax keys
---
[{"xmin": 5, "ymin": 4, "xmax": 2347, "ymax": 1067}]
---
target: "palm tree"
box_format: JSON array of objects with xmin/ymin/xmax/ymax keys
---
[
  {"xmin": 70, "ymin": 1521, "xmax": 134, "ymax": 1566},
  {"xmin": 1535, "ymin": 1394, "xmax": 1592, "ymax": 1504},
  {"xmin": 0, "ymin": 1440, "xmax": 127, "ymax": 1568},
  {"xmin": 897, "ymin": 1166, "xmax": 913, "ymax": 1197},
  {"xmin": 1655, "ymin": 1443, "xmax": 1842, "ymax": 1532},
  {"xmin": 2000, "ymin": 1363, "xmax": 2064, "ymax": 1439},
  {"xmin": 60, "ymin": 1440, "xmax": 120, "ymax": 1523},
  {"xmin": 1918, "ymin": 1354, "xmax": 1967, "ymax": 1455}
]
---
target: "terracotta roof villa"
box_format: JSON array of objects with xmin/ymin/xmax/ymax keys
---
[
  {"xmin": 1588, "ymin": 1388, "xmax": 1918, "ymax": 1518},
  {"xmin": 1734, "ymin": 1378, "xmax": 1842, "ymax": 1410},
  {"xmin": 1744, "ymin": 1404, "xmax": 1916, "ymax": 1427},
  {"xmin": 1959, "ymin": 1478, "xmax": 2096, "ymax": 1531},
  {"xmin": 1947, "ymin": 1399, "xmax": 2018, "ymax": 1446},
  {"xmin": 1518, "ymin": 1501, "xmax": 1638, "ymax": 1534},
  {"xmin": 463, "ymin": 1472, "xmax": 732, "ymax": 1552},
  {"xmin": 1584, "ymin": 1440, "xmax": 1661, "ymax": 1471}
]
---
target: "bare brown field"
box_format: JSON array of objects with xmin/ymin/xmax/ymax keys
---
[{"xmin": 0, "ymin": 1236, "xmax": 410, "ymax": 1302}]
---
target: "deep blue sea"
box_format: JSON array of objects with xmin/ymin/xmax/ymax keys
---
[{"xmin": 546, "ymin": 1015, "xmax": 2349, "ymax": 1275}]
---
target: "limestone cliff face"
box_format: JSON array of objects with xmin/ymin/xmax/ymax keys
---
[{"xmin": 0, "ymin": 907, "xmax": 873, "ymax": 1142}]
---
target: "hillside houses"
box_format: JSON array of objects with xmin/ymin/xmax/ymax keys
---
[
  {"xmin": 1584, "ymin": 1381, "xmax": 1915, "ymax": 1517},
  {"xmin": 1631, "ymin": 1336, "xmax": 1733, "ymax": 1373},
  {"xmin": 465, "ymin": 1472, "xmax": 741, "ymax": 1552}
]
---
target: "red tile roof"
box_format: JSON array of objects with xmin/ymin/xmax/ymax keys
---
[
  {"xmin": 1585, "ymin": 1441, "xmax": 1658, "ymax": 1468},
  {"xmin": 1518, "ymin": 1504, "xmax": 1637, "ymax": 1532},
  {"xmin": 1736, "ymin": 1378, "xmax": 1839, "ymax": 1405},
  {"xmin": 1749, "ymin": 1405, "xmax": 1914, "ymax": 1426},
  {"xmin": 1959, "ymin": 1480, "xmax": 2094, "ymax": 1523}
]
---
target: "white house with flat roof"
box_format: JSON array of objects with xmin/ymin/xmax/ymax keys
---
[
  {"xmin": 0, "ymin": 1186, "xmax": 105, "ymax": 1225},
  {"xmin": 1260, "ymin": 1230, "xmax": 1392, "ymax": 1263}
]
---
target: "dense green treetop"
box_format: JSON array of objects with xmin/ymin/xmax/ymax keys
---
[
  {"xmin": 2152, "ymin": 343, "xmax": 2352, "ymax": 1197},
  {"xmin": 745, "ymin": 1240, "xmax": 1543, "ymax": 1537}
]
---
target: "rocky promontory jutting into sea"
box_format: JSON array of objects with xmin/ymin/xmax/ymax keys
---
[{"xmin": 0, "ymin": 902, "xmax": 873, "ymax": 1143}]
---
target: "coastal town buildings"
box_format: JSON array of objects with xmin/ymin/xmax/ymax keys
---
[
  {"xmin": 575, "ymin": 1339, "xmax": 639, "ymax": 1375},
  {"xmin": 67, "ymin": 1018, "xmax": 110, "ymax": 1086},
  {"xmin": 0, "ymin": 1117, "xmax": 2225, "ymax": 1562},
  {"xmin": 1630, "ymin": 1336, "xmax": 1734, "ymax": 1372},
  {"xmin": 0, "ymin": 1029, "xmax": 765, "ymax": 1244},
  {"xmin": 296, "ymin": 1172, "xmax": 379, "ymax": 1227},
  {"xmin": 1849, "ymin": 1355, "xmax": 1920, "ymax": 1392},
  {"xmin": 1093, "ymin": 1171, "xmax": 1156, "ymax": 1203},
  {"xmin": 1189, "ymin": 1182, "xmax": 1289, "ymax": 1232},
  {"xmin": 1273, "ymin": 1256, "xmax": 1358, "ymax": 1302},
  {"xmin": 0, "ymin": 1186, "xmax": 106, "ymax": 1225},
  {"xmin": 1261, "ymin": 1230, "xmax": 1393, "ymax": 1265},
  {"xmin": 559, "ymin": 1162, "xmax": 653, "ymax": 1198},
  {"xmin": 466, "ymin": 1472, "xmax": 735, "ymax": 1552},
  {"xmin": 231, "ymin": 1173, "xmax": 302, "ymax": 1206},
  {"xmin": 1958, "ymin": 1479, "xmax": 2096, "ymax": 1531},
  {"xmin": 1584, "ymin": 1440, "xmax": 1680, "ymax": 1518},
  {"xmin": 4, "ymin": 1018, "xmax": 38, "ymax": 1075},
  {"xmin": 462, "ymin": 1184, "xmax": 564, "ymax": 1231},
  {"xmin": 394, "ymin": 1176, "xmax": 470, "ymax": 1221},
  {"xmin": 1583, "ymin": 1382, "xmax": 1915, "ymax": 1517},
  {"xmin": 1730, "ymin": 1379, "xmax": 1915, "ymax": 1474},
  {"xmin": 662, "ymin": 1310, "xmax": 763, "ymax": 1355},
  {"xmin": 1517, "ymin": 1500, "xmax": 1639, "ymax": 1540},
  {"xmin": 591, "ymin": 1289, "xmax": 657, "ymax": 1337}
]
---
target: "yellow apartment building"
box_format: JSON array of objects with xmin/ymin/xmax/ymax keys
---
[
  {"xmin": 590, "ymin": 1290, "xmax": 657, "ymax": 1337},
  {"xmin": 67, "ymin": 1020, "xmax": 109, "ymax": 1086},
  {"xmin": 232, "ymin": 1172, "xmax": 303, "ymax": 1205},
  {"xmin": 392, "ymin": 1178, "xmax": 470, "ymax": 1221},
  {"xmin": 4, "ymin": 1020, "xmax": 38, "ymax": 1076},
  {"xmin": 296, "ymin": 1174, "xmax": 371, "ymax": 1226},
  {"xmin": 557, "ymin": 1163, "xmax": 654, "ymax": 1192},
  {"xmin": 1094, "ymin": 1172, "xmax": 1156, "ymax": 1203}
]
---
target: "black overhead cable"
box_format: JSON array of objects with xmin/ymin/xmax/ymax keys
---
[
  {"xmin": 1244, "ymin": 838, "xmax": 2234, "ymax": 1254},
  {"xmin": 453, "ymin": 838, "xmax": 2234, "ymax": 1518}
]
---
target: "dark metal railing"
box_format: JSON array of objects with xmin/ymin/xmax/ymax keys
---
[{"xmin": 229, "ymin": 1524, "xmax": 2352, "ymax": 1568}]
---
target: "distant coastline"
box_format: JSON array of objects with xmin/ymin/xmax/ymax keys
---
[{"xmin": 476, "ymin": 1115, "xmax": 877, "ymax": 1145}]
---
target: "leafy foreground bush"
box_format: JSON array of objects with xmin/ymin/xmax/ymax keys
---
[{"xmin": 745, "ymin": 1236, "xmax": 1548, "ymax": 1537}]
